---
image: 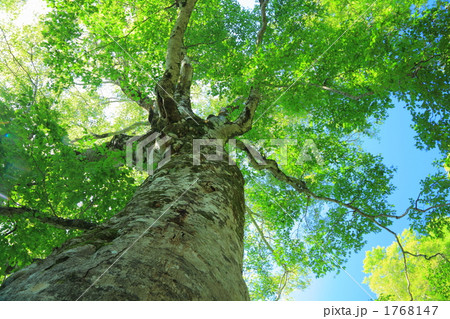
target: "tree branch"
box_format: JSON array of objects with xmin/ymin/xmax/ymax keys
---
[
  {"xmin": 115, "ymin": 78, "xmax": 155, "ymax": 112},
  {"xmin": 372, "ymin": 223, "xmax": 414, "ymax": 301},
  {"xmin": 239, "ymin": 141, "xmax": 446, "ymax": 221},
  {"xmin": 209, "ymin": 1, "xmax": 269, "ymax": 137},
  {"xmin": 174, "ymin": 56, "xmax": 194, "ymax": 116},
  {"xmin": 276, "ymin": 82, "xmax": 375, "ymax": 101},
  {"xmin": 405, "ymin": 251, "xmax": 449, "ymax": 262},
  {"xmin": 88, "ymin": 4, "xmax": 176, "ymax": 54},
  {"xmin": 256, "ymin": 1, "xmax": 270, "ymax": 47},
  {"xmin": 211, "ymin": 89, "xmax": 261, "ymax": 138},
  {"xmin": 408, "ymin": 54, "xmax": 442, "ymax": 78},
  {"xmin": 0, "ymin": 26, "xmax": 35, "ymax": 87},
  {"xmin": 185, "ymin": 37, "xmax": 229, "ymax": 49},
  {"xmin": 236, "ymin": 140, "xmax": 308, "ymax": 191},
  {"xmin": 220, "ymin": 96, "xmax": 244, "ymax": 117},
  {"xmin": 305, "ymin": 82, "xmax": 374, "ymax": 101},
  {"xmin": 2, "ymin": 224, "xmax": 17, "ymax": 237},
  {"xmin": 246, "ymin": 206, "xmax": 277, "ymax": 255},
  {"xmin": 71, "ymin": 121, "xmax": 149, "ymax": 143},
  {"xmin": 0, "ymin": 207, "xmax": 97, "ymax": 230},
  {"xmin": 246, "ymin": 205, "xmax": 291, "ymax": 300},
  {"xmin": 232, "ymin": 88, "xmax": 261, "ymax": 134},
  {"xmin": 156, "ymin": 0, "xmax": 198, "ymax": 122},
  {"xmin": 275, "ymin": 270, "xmax": 290, "ymax": 301}
]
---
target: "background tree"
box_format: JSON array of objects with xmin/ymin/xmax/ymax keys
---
[
  {"xmin": 0, "ymin": 0, "xmax": 449, "ymax": 300},
  {"xmin": 363, "ymin": 226, "xmax": 450, "ymax": 301}
]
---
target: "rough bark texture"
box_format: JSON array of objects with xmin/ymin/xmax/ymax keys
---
[{"xmin": 0, "ymin": 134, "xmax": 249, "ymax": 300}]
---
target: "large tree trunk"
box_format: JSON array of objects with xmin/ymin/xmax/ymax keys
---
[
  {"xmin": 0, "ymin": 0, "xmax": 260, "ymax": 301},
  {"xmin": 0, "ymin": 138, "xmax": 249, "ymax": 300}
]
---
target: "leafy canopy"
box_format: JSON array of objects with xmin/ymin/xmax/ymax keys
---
[{"xmin": 363, "ymin": 227, "xmax": 450, "ymax": 301}]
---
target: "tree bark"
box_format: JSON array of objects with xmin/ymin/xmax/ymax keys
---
[{"xmin": 0, "ymin": 138, "xmax": 249, "ymax": 300}]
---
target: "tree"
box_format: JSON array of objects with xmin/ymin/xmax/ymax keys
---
[
  {"xmin": 363, "ymin": 227, "xmax": 450, "ymax": 301},
  {"xmin": 0, "ymin": 0, "xmax": 449, "ymax": 300}
]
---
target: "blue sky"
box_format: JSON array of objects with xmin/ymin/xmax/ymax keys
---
[{"xmin": 293, "ymin": 99, "xmax": 443, "ymax": 300}]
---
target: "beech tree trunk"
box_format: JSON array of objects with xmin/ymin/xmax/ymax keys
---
[
  {"xmin": 0, "ymin": 0, "xmax": 264, "ymax": 301},
  {"xmin": 0, "ymin": 138, "xmax": 249, "ymax": 300}
]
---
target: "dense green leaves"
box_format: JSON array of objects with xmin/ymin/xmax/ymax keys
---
[
  {"xmin": 0, "ymin": 14, "xmax": 140, "ymax": 280},
  {"xmin": 363, "ymin": 227, "xmax": 450, "ymax": 301},
  {"xmin": 0, "ymin": 0, "xmax": 449, "ymax": 299}
]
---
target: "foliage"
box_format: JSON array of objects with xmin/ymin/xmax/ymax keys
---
[
  {"xmin": 363, "ymin": 227, "xmax": 450, "ymax": 301},
  {"xmin": 427, "ymin": 258, "xmax": 450, "ymax": 300},
  {"xmin": 445, "ymin": 154, "xmax": 450, "ymax": 178},
  {"xmin": 0, "ymin": 0, "xmax": 449, "ymax": 300}
]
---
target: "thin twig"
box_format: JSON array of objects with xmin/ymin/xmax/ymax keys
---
[
  {"xmin": 237, "ymin": 144, "xmax": 450, "ymax": 300},
  {"xmin": 88, "ymin": 4, "xmax": 176, "ymax": 53},
  {"xmin": 0, "ymin": 26, "xmax": 35, "ymax": 86}
]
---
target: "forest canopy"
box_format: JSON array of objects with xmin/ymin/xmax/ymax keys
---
[{"xmin": 0, "ymin": 0, "xmax": 449, "ymax": 300}]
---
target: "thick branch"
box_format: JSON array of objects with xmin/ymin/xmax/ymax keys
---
[
  {"xmin": 175, "ymin": 56, "xmax": 194, "ymax": 117},
  {"xmin": 177, "ymin": 56, "xmax": 193, "ymax": 97},
  {"xmin": 71, "ymin": 121, "xmax": 149, "ymax": 143},
  {"xmin": 230, "ymin": 0, "xmax": 269, "ymax": 127},
  {"xmin": 164, "ymin": 0, "xmax": 197, "ymax": 87},
  {"xmin": 232, "ymin": 88, "xmax": 261, "ymax": 134},
  {"xmin": 0, "ymin": 207, "xmax": 97, "ymax": 230},
  {"xmin": 239, "ymin": 141, "xmax": 439, "ymax": 221},
  {"xmin": 212, "ymin": 89, "xmax": 261, "ymax": 138},
  {"xmin": 220, "ymin": 96, "xmax": 244, "ymax": 117},
  {"xmin": 209, "ymin": 1, "xmax": 269, "ymax": 137},
  {"xmin": 256, "ymin": 1, "xmax": 270, "ymax": 46},
  {"xmin": 156, "ymin": 0, "xmax": 197, "ymax": 122}
]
